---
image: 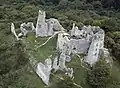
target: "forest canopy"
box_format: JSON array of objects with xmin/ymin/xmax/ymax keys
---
[{"xmin": 0, "ymin": 0, "xmax": 120, "ymax": 88}]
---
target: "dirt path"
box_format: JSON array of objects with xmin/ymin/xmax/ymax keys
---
[
  {"xmin": 76, "ymin": 54, "xmax": 90, "ymax": 71},
  {"xmin": 51, "ymin": 73, "xmax": 83, "ymax": 88},
  {"xmin": 36, "ymin": 31, "xmax": 62, "ymax": 49}
]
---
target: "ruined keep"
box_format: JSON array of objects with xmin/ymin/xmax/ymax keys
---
[
  {"xmin": 57, "ymin": 24, "xmax": 105, "ymax": 66},
  {"xmin": 35, "ymin": 10, "xmax": 65, "ymax": 37},
  {"xmin": 11, "ymin": 10, "xmax": 109, "ymax": 86}
]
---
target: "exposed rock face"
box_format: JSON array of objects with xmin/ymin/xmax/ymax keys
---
[
  {"xmin": 36, "ymin": 58, "xmax": 52, "ymax": 85},
  {"xmin": 11, "ymin": 23, "xmax": 19, "ymax": 40}
]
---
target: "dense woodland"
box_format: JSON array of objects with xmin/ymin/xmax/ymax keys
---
[{"xmin": 0, "ymin": 0, "xmax": 120, "ymax": 88}]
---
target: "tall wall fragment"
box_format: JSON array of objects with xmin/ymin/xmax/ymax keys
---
[
  {"xmin": 36, "ymin": 58, "xmax": 52, "ymax": 85},
  {"xmin": 11, "ymin": 23, "xmax": 19, "ymax": 40},
  {"xmin": 36, "ymin": 10, "xmax": 48, "ymax": 37},
  {"xmin": 84, "ymin": 29, "xmax": 105, "ymax": 66}
]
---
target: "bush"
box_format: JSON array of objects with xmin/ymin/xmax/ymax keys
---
[
  {"xmin": 57, "ymin": 76, "xmax": 75, "ymax": 88},
  {"xmin": 88, "ymin": 59, "xmax": 111, "ymax": 88},
  {"xmin": 92, "ymin": 1, "xmax": 102, "ymax": 9}
]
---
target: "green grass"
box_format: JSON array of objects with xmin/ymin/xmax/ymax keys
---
[
  {"xmin": 23, "ymin": 32, "xmax": 57, "ymax": 63},
  {"xmin": 111, "ymin": 61, "xmax": 120, "ymax": 81},
  {"xmin": 20, "ymin": 32, "xmax": 58, "ymax": 88},
  {"xmin": 104, "ymin": 61, "xmax": 120, "ymax": 88},
  {"xmin": 48, "ymin": 55, "xmax": 92, "ymax": 88},
  {"xmin": 25, "ymin": 33, "xmax": 120, "ymax": 88},
  {"xmin": 22, "ymin": 33, "xmax": 92, "ymax": 88},
  {"xmin": 16, "ymin": 64, "xmax": 45, "ymax": 88},
  {"xmin": 66, "ymin": 55, "xmax": 92, "ymax": 88}
]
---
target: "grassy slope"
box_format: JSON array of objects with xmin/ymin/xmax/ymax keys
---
[
  {"xmin": 5, "ymin": 23, "xmax": 120, "ymax": 88},
  {"xmin": 20, "ymin": 31, "xmax": 120, "ymax": 88},
  {"xmin": 16, "ymin": 64, "xmax": 45, "ymax": 88},
  {"xmin": 66, "ymin": 55, "xmax": 92, "ymax": 88},
  {"xmin": 22, "ymin": 32, "xmax": 92, "ymax": 88},
  {"xmin": 4, "ymin": 24, "xmax": 120, "ymax": 88},
  {"xmin": 21, "ymin": 32, "xmax": 58, "ymax": 88},
  {"xmin": 23, "ymin": 32, "xmax": 57, "ymax": 62},
  {"xmin": 111, "ymin": 61, "xmax": 120, "ymax": 81}
]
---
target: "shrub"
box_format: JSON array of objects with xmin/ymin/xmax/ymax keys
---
[{"xmin": 88, "ymin": 59, "xmax": 111, "ymax": 88}]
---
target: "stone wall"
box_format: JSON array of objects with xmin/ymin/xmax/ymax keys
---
[
  {"xmin": 35, "ymin": 10, "xmax": 65, "ymax": 37},
  {"xmin": 11, "ymin": 10, "xmax": 108, "ymax": 86}
]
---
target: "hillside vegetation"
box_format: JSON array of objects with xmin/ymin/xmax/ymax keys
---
[{"xmin": 0, "ymin": 0, "xmax": 120, "ymax": 88}]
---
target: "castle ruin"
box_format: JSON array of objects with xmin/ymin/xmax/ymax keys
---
[{"xmin": 11, "ymin": 10, "xmax": 109, "ymax": 86}]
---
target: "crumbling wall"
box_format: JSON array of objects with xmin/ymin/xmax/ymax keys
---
[
  {"xmin": 36, "ymin": 10, "xmax": 49, "ymax": 37},
  {"xmin": 35, "ymin": 10, "xmax": 65, "ymax": 37}
]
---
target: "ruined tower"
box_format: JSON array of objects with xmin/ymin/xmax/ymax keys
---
[{"xmin": 35, "ymin": 10, "xmax": 48, "ymax": 37}]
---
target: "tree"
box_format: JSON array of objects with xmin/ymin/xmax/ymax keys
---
[
  {"xmin": 88, "ymin": 59, "xmax": 111, "ymax": 88},
  {"xmin": 57, "ymin": 0, "xmax": 68, "ymax": 9},
  {"xmin": 100, "ymin": 18, "xmax": 118, "ymax": 32},
  {"xmin": 105, "ymin": 32, "xmax": 120, "ymax": 61},
  {"xmin": 92, "ymin": 1, "xmax": 102, "ymax": 9},
  {"xmin": 57, "ymin": 76, "xmax": 75, "ymax": 88},
  {"xmin": 0, "ymin": 22, "xmax": 28, "ymax": 87}
]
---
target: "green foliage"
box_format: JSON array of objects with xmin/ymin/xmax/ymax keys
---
[
  {"xmin": 105, "ymin": 32, "xmax": 120, "ymax": 61},
  {"xmin": 0, "ymin": 23, "xmax": 29, "ymax": 88},
  {"xmin": 88, "ymin": 59, "xmax": 111, "ymax": 88},
  {"xmin": 0, "ymin": 0, "xmax": 120, "ymax": 88},
  {"xmin": 57, "ymin": 0, "xmax": 68, "ymax": 9},
  {"xmin": 92, "ymin": 1, "xmax": 102, "ymax": 9},
  {"xmin": 106, "ymin": 61, "xmax": 120, "ymax": 88},
  {"xmin": 107, "ymin": 76, "xmax": 120, "ymax": 88},
  {"xmin": 56, "ymin": 76, "xmax": 75, "ymax": 88}
]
